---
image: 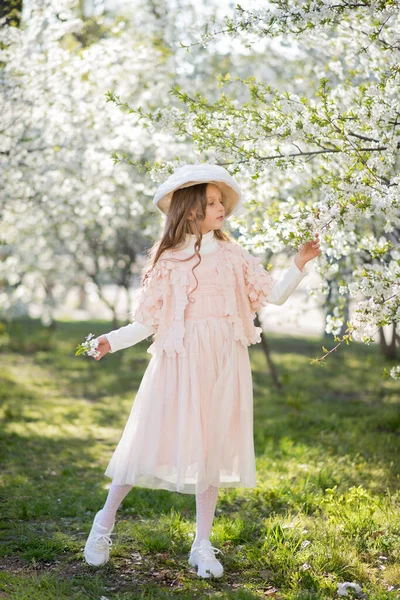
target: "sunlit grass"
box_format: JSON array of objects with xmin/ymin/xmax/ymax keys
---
[{"xmin": 0, "ymin": 317, "xmax": 399, "ymax": 599}]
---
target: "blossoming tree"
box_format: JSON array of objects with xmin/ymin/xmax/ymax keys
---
[
  {"xmin": 0, "ymin": 0, "xmax": 293, "ymax": 329},
  {"xmin": 108, "ymin": 0, "xmax": 400, "ymax": 379},
  {"xmin": 0, "ymin": 0, "xmax": 226, "ymax": 326}
]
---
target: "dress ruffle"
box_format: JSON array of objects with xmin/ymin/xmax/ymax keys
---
[
  {"xmin": 154, "ymin": 263, "xmax": 190, "ymax": 358},
  {"xmin": 131, "ymin": 260, "xmax": 170, "ymax": 330},
  {"xmin": 131, "ymin": 241, "xmax": 279, "ymax": 357},
  {"xmin": 131, "ymin": 257, "xmax": 190, "ymax": 358},
  {"xmin": 219, "ymin": 243, "xmax": 279, "ymax": 346},
  {"xmin": 229, "ymin": 243, "xmax": 279, "ymax": 313}
]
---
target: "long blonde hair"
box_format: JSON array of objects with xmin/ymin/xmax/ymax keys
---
[{"xmin": 141, "ymin": 182, "xmax": 232, "ymax": 301}]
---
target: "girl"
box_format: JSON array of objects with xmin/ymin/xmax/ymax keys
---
[{"xmin": 83, "ymin": 163, "xmax": 321, "ymax": 578}]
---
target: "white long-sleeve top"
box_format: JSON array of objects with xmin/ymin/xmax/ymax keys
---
[{"xmin": 105, "ymin": 229, "xmax": 308, "ymax": 353}]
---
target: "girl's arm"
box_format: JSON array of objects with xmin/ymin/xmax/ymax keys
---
[
  {"xmin": 104, "ymin": 321, "xmax": 156, "ymax": 353},
  {"xmin": 265, "ymin": 258, "xmax": 309, "ymax": 306}
]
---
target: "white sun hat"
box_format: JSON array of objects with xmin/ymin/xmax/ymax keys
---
[{"xmin": 153, "ymin": 163, "xmax": 243, "ymax": 218}]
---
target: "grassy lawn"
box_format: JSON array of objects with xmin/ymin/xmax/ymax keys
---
[{"xmin": 0, "ymin": 318, "xmax": 399, "ymax": 599}]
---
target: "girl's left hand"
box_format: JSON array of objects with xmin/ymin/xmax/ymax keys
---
[{"xmin": 297, "ymin": 232, "xmax": 322, "ymax": 264}]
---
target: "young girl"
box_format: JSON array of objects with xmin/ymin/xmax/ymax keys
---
[{"xmin": 84, "ymin": 163, "xmax": 321, "ymax": 578}]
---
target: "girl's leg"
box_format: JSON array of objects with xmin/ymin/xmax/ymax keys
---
[
  {"xmin": 97, "ymin": 483, "xmax": 133, "ymax": 528},
  {"xmin": 84, "ymin": 483, "xmax": 132, "ymax": 566},
  {"xmin": 192, "ymin": 483, "xmax": 219, "ymax": 549}
]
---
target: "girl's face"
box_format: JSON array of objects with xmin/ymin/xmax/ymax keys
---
[{"xmin": 188, "ymin": 183, "xmax": 225, "ymax": 234}]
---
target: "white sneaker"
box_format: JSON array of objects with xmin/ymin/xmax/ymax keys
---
[
  {"xmin": 188, "ymin": 539, "xmax": 224, "ymax": 578},
  {"xmin": 84, "ymin": 510, "xmax": 114, "ymax": 566}
]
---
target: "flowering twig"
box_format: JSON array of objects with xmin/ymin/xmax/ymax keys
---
[{"xmin": 75, "ymin": 333, "xmax": 100, "ymax": 359}]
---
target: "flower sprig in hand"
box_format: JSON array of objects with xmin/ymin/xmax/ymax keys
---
[
  {"xmin": 75, "ymin": 333, "xmax": 111, "ymax": 361},
  {"xmin": 75, "ymin": 333, "xmax": 101, "ymax": 359}
]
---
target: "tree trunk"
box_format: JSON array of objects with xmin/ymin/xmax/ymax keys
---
[
  {"xmin": 339, "ymin": 293, "xmax": 350, "ymax": 337},
  {"xmin": 254, "ymin": 313, "xmax": 283, "ymax": 392},
  {"xmin": 93, "ymin": 283, "xmax": 119, "ymax": 329},
  {"xmin": 77, "ymin": 284, "xmax": 88, "ymax": 310},
  {"xmin": 379, "ymin": 322, "xmax": 398, "ymax": 360}
]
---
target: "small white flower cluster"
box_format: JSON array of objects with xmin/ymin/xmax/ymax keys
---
[
  {"xmin": 337, "ymin": 581, "xmax": 363, "ymax": 597},
  {"xmin": 325, "ymin": 308, "xmax": 344, "ymax": 336},
  {"xmin": 80, "ymin": 333, "xmax": 100, "ymax": 359},
  {"xmin": 149, "ymin": 159, "xmax": 204, "ymax": 184},
  {"xmin": 150, "ymin": 107, "xmax": 187, "ymax": 134},
  {"xmin": 199, "ymin": 32, "xmax": 216, "ymax": 49},
  {"xmin": 350, "ymin": 298, "xmax": 381, "ymax": 344},
  {"xmin": 389, "ymin": 365, "xmax": 400, "ymax": 380},
  {"xmin": 149, "ymin": 160, "xmax": 186, "ymax": 183}
]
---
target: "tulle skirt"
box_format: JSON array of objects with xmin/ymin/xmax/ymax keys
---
[{"xmin": 104, "ymin": 316, "xmax": 257, "ymax": 495}]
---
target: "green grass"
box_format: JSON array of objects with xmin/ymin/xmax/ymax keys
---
[{"xmin": 0, "ymin": 317, "xmax": 399, "ymax": 599}]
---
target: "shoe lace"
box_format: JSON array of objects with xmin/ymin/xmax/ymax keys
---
[
  {"xmin": 198, "ymin": 545, "xmax": 223, "ymax": 561},
  {"xmin": 92, "ymin": 531, "xmax": 114, "ymax": 551}
]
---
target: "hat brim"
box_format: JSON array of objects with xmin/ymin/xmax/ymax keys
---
[{"xmin": 155, "ymin": 180, "xmax": 241, "ymax": 218}]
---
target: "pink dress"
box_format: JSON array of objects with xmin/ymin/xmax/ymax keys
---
[{"xmin": 104, "ymin": 240, "xmax": 307, "ymax": 495}]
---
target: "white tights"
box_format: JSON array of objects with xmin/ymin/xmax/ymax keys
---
[
  {"xmin": 97, "ymin": 483, "xmax": 132, "ymax": 529},
  {"xmin": 192, "ymin": 483, "xmax": 219, "ymax": 548},
  {"xmin": 97, "ymin": 482, "xmax": 219, "ymax": 548}
]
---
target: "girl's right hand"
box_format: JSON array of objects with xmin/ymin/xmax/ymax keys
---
[{"xmin": 93, "ymin": 335, "xmax": 111, "ymax": 360}]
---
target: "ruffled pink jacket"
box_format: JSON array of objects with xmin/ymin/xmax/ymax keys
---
[{"xmin": 123, "ymin": 239, "xmax": 308, "ymax": 358}]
